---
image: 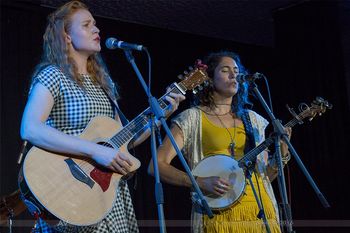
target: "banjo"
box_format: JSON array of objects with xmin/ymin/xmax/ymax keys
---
[{"xmin": 192, "ymin": 97, "xmax": 332, "ymax": 211}]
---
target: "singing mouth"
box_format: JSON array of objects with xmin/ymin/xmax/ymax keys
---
[{"xmin": 228, "ymin": 82, "xmax": 237, "ymax": 87}]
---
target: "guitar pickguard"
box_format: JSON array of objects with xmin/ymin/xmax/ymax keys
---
[{"xmin": 90, "ymin": 167, "xmax": 112, "ymax": 192}]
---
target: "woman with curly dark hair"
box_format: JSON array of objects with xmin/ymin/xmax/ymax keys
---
[{"xmin": 149, "ymin": 51, "xmax": 291, "ymax": 233}]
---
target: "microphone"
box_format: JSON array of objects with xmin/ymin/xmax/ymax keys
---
[
  {"xmin": 237, "ymin": 72, "xmax": 264, "ymax": 83},
  {"xmin": 105, "ymin": 37, "xmax": 145, "ymax": 51}
]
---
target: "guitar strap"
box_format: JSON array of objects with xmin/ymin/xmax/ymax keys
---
[
  {"xmin": 102, "ymin": 86, "xmax": 130, "ymax": 126},
  {"xmin": 241, "ymin": 110, "xmax": 257, "ymax": 154},
  {"xmin": 113, "ymin": 102, "xmax": 130, "ymax": 126},
  {"xmin": 102, "ymin": 85, "xmax": 139, "ymax": 190}
]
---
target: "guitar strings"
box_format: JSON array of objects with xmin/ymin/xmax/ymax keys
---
[
  {"xmin": 76, "ymin": 115, "xmax": 146, "ymax": 169},
  {"xmin": 76, "ymin": 108, "xmax": 155, "ymax": 170},
  {"xmin": 238, "ymin": 113, "xmax": 307, "ymax": 164},
  {"xmin": 77, "ymin": 80, "xmax": 205, "ymax": 170},
  {"xmin": 81, "ymin": 109, "xmax": 301, "ymax": 171}
]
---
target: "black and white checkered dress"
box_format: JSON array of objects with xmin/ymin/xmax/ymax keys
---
[{"xmin": 31, "ymin": 65, "xmax": 139, "ymax": 233}]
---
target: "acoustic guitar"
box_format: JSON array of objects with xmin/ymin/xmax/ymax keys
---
[{"xmin": 18, "ymin": 62, "xmax": 209, "ymax": 226}]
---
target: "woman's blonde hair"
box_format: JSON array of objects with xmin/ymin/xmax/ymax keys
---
[{"xmin": 32, "ymin": 0, "xmax": 117, "ymax": 99}]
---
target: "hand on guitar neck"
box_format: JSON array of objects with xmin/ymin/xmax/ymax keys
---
[
  {"xmin": 280, "ymin": 126, "xmax": 292, "ymax": 160},
  {"xmin": 163, "ymin": 89, "xmax": 186, "ymax": 118}
]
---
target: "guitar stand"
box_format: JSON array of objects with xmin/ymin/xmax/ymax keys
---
[{"xmin": 243, "ymin": 161, "xmax": 272, "ymax": 233}]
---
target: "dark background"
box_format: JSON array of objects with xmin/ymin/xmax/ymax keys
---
[{"xmin": 1, "ymin": 1, "xmax": 349, "ymax": 232}]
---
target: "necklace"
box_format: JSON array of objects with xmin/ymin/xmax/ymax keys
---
[
  {"xmin": 203, "ymin": 111, "xmax": 231, "ymax": 116},
  {"xmin": 214, "ymin": 103, "xmax": 231, "ymax": 106},
  {"xmin": 198, "ymin": 107, "xmax": 232, "ymax": 116},
  {"xmin": 212, "ymin": 111, "xmax": 237, "ymax": 157}
]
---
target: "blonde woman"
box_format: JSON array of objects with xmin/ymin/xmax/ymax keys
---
[{"xmin": 20, "ymin": 1, "xmax": 184, "ymax": 232}]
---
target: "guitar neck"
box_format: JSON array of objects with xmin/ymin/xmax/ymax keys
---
[{"xmin": 108, "ymin": 83, "xmax": 187, "ymax": 148}]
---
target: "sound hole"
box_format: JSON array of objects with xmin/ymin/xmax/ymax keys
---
[{"xmin": 97, "ymin": 141, "xmax": 113, "ymax": 148}]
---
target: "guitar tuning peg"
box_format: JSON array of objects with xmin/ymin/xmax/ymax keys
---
[
  {"xmin": 183, "ymin": 70, "xmax": 189, "ymax": 75},
  {"xmin": 188, "ymin": 66, "xmax": 193, "ymax": 71},
  {"xmin": 177, "ymin": 74, "xmax": 184, "ymax": 80},
  {"xmin": 315, "ymin": 96, "xmax": 324, "ymax": 103},
  {"xmin": 192, "ymin": 89, "xmax": 197, "ymax": 95},
  {"xmin": 198, "ymin": 85, "xmax": 203, "ymax": 91}
]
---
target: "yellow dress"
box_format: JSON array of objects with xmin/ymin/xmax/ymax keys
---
[{"xmin": 201, "ymin": 112, "xmax": 281, "ymax": 233}]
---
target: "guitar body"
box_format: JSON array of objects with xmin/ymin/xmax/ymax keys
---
[
  {"xmin": 18, "ymin": 116, "xmax": 140, "ymax": 226},
  {"xmin": 192, "ymin": 155, "xmax": 246, "ymax": 211}
]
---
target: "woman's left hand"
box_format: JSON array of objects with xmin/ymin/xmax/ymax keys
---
[
  {"xmin": 164, "ymin": 89, "xmax": 186, "ymax": 117},
  {"xmin": 280, "ymin": 127, "xmax": 292, "ymax": 156}
]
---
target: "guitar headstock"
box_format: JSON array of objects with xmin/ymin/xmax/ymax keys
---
[
  {"xmin": 306, "ymin": 97, "xmax": 333, "ymax": 120},
  {"xmin": 288, "ymin": 97, "xmax": 332, "ymax": 123},
  {"xmin": 177, "ymin": 60, "xmax": 209, "ymax": 92}
]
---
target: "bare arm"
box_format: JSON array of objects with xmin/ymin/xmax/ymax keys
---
[
  {"xmin": 147, "ymin": 124, "xmax": 193, "ymax": 187},
  {"xmin": 148, "ymin": 124, "xmax": 229, "ymax": 195},
  {"xmin": 21, "ymin": 83, "xmax": 132, "ymax": 174}
]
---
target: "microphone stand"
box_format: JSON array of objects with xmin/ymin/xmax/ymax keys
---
[
  {"xmin": 123, "ymin": 49, "xmax": 213, "ymax": 233},
  {"xmin": 244, "ymin": 161, "xmax": 272, "ymax": 233},
  {"xmin": 7, "ymin": 209, "xmax": 14, "ymax": 233},
  {"xmin": 248, "ymin": 79, "xmax": 330, "ymax": 233}
]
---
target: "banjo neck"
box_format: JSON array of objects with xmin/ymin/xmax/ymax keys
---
[{"xmin": 238, "ymin": 105, "xmax": 322, "ymax": 167}]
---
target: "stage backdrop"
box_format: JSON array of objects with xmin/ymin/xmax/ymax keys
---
[{"xmin": 1, "ymin": 1, "xmax": 349, "ymax": 233}]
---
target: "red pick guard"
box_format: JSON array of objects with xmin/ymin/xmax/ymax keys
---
[{"xmin": 90, "ymin": 168, "xmax": 112, "ymax": 192}]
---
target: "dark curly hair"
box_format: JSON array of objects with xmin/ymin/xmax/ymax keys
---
[{"xmin": 192, "ymin": 51, "xmax": 251, "ymax": 117}]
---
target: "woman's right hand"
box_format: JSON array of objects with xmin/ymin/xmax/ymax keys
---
[
  {"xmin": 196, "ymin": 176, "xmax": 230, "ymax": 196},
  {"xmin": 91, "ymin": 146, "xmax": 133, "ymax": 175}
]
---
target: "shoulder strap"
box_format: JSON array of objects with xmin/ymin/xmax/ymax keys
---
[
  {"xmin": 115, "ymin": 105, "xmax": 129, "ymax": 126},
  {"xmin": 241, "ymin": 110, "xmax": 257, "ymax": 153},
  {"xmin": 101, "ymin": 86, "xmax": 129, "ymax": 126}
]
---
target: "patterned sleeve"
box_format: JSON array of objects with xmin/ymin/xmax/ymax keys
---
[
  {"xmin": 247, "ymin": 110, "xmax": 269, "ymax": 143},
  {"xmin": 31, "ymin": 65, "xmax": 63, "ymax": 100},
  {"xmin": 247, "ymin": 110, "xmax": 270, "ymax": 165},
  {"xmin": 255, "ymin": 112, "xmax": 269, "ymax": 141},
  {"xmin": 171, "ymin": 108, "xmax": 193, "ymax": 146},
  {"xmin": 171, "ymin": 108, "xmax": 201, "ymax": 167}
]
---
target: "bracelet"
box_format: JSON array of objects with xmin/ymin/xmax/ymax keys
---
[
  {"xmin": 269, "ymin": 152, "xmax": 290, "ymax": 171},
  {"xmin": 282, "ymin": 152, "xmax": 291, "ymax": 164}
]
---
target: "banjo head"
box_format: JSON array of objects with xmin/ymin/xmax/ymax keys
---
[{"xmin": 192, "ymin": 154, "xmax": 246, "ymax": 210}]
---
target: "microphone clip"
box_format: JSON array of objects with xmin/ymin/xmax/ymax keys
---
[{"xmin": 238, "ymin": 72, "xmax": 264, "ymax": 84}]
